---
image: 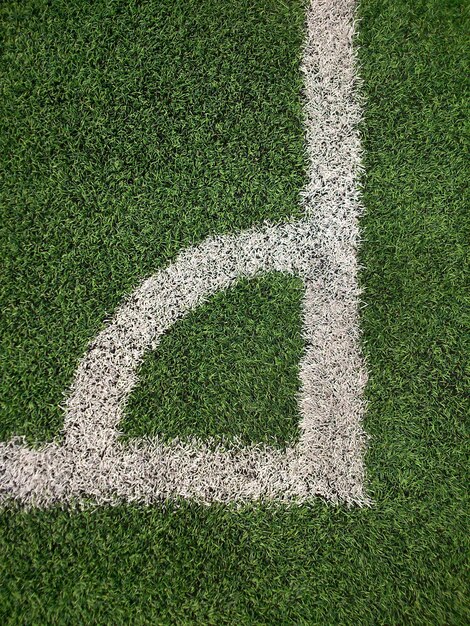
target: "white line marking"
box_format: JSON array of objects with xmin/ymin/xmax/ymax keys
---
[{"xmin": 1, "ymin": 0, "xmax": 369, "ymax": 507}]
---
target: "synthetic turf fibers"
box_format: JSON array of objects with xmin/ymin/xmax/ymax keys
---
[
  {"xmin": 1, "ymin": 0, "xmax": 369, "ymax": 506},
  {"xmin": 1, "ymin": 0, "xmax": 468, "ymax": 622}
]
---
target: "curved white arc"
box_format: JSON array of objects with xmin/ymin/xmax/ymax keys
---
[{"xmin": 63, "ymin": 220, "xmax": 342, "ymax": 452}]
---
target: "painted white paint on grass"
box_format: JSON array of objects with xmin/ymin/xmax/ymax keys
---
[{"xmin": 0, "ymin": 0, "xmax": 369, "ymax": 507}]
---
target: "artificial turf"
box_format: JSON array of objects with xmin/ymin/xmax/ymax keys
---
[
  {"xmin": 1, "ymin": 0, "xmax": 469, "ymax": 623},
  {"xmin": 0, "ymin": 0, "xmax": 306, "ymax": 446},
  {"xmin": 124, "ymin": 273, "xmax": 304, "ymax": 446}
]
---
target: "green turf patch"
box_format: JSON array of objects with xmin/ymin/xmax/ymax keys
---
[
  {"xmin": 0, "ymin": 0, "xmax": 306, "ymax": 445},
  {"xmin": 1, "ymin": 0, "xmax": 469, "ymax": 623},
  {"xmin": 123, "ymin": 273, "xmax": 304, "ymax": 446}
]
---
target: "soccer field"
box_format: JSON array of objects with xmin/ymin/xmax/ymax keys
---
[{"xmin": 1, "ymin": 0, "xmax": 468, "ymax": 622}]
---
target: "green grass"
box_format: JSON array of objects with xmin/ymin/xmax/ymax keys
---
[
  {"xmin": 0, "ymin": 0, "xmax": 306, "ymax": 445},
  {"xmin": 124, "ymin": 273, "xmax": 304, "ymax": 446},
  {"xmin": 1, "ymin": 0, "xmax": 469, "ymax": 623}
]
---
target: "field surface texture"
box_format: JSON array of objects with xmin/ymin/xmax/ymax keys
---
[{"xmin": 1, "ymin": 0, "xmax": 468, "ymax": 623}]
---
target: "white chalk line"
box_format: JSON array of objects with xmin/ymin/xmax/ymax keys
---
[{"xmin": 0, "ymin": 0, "xmax": 369, "ymax": 507}]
